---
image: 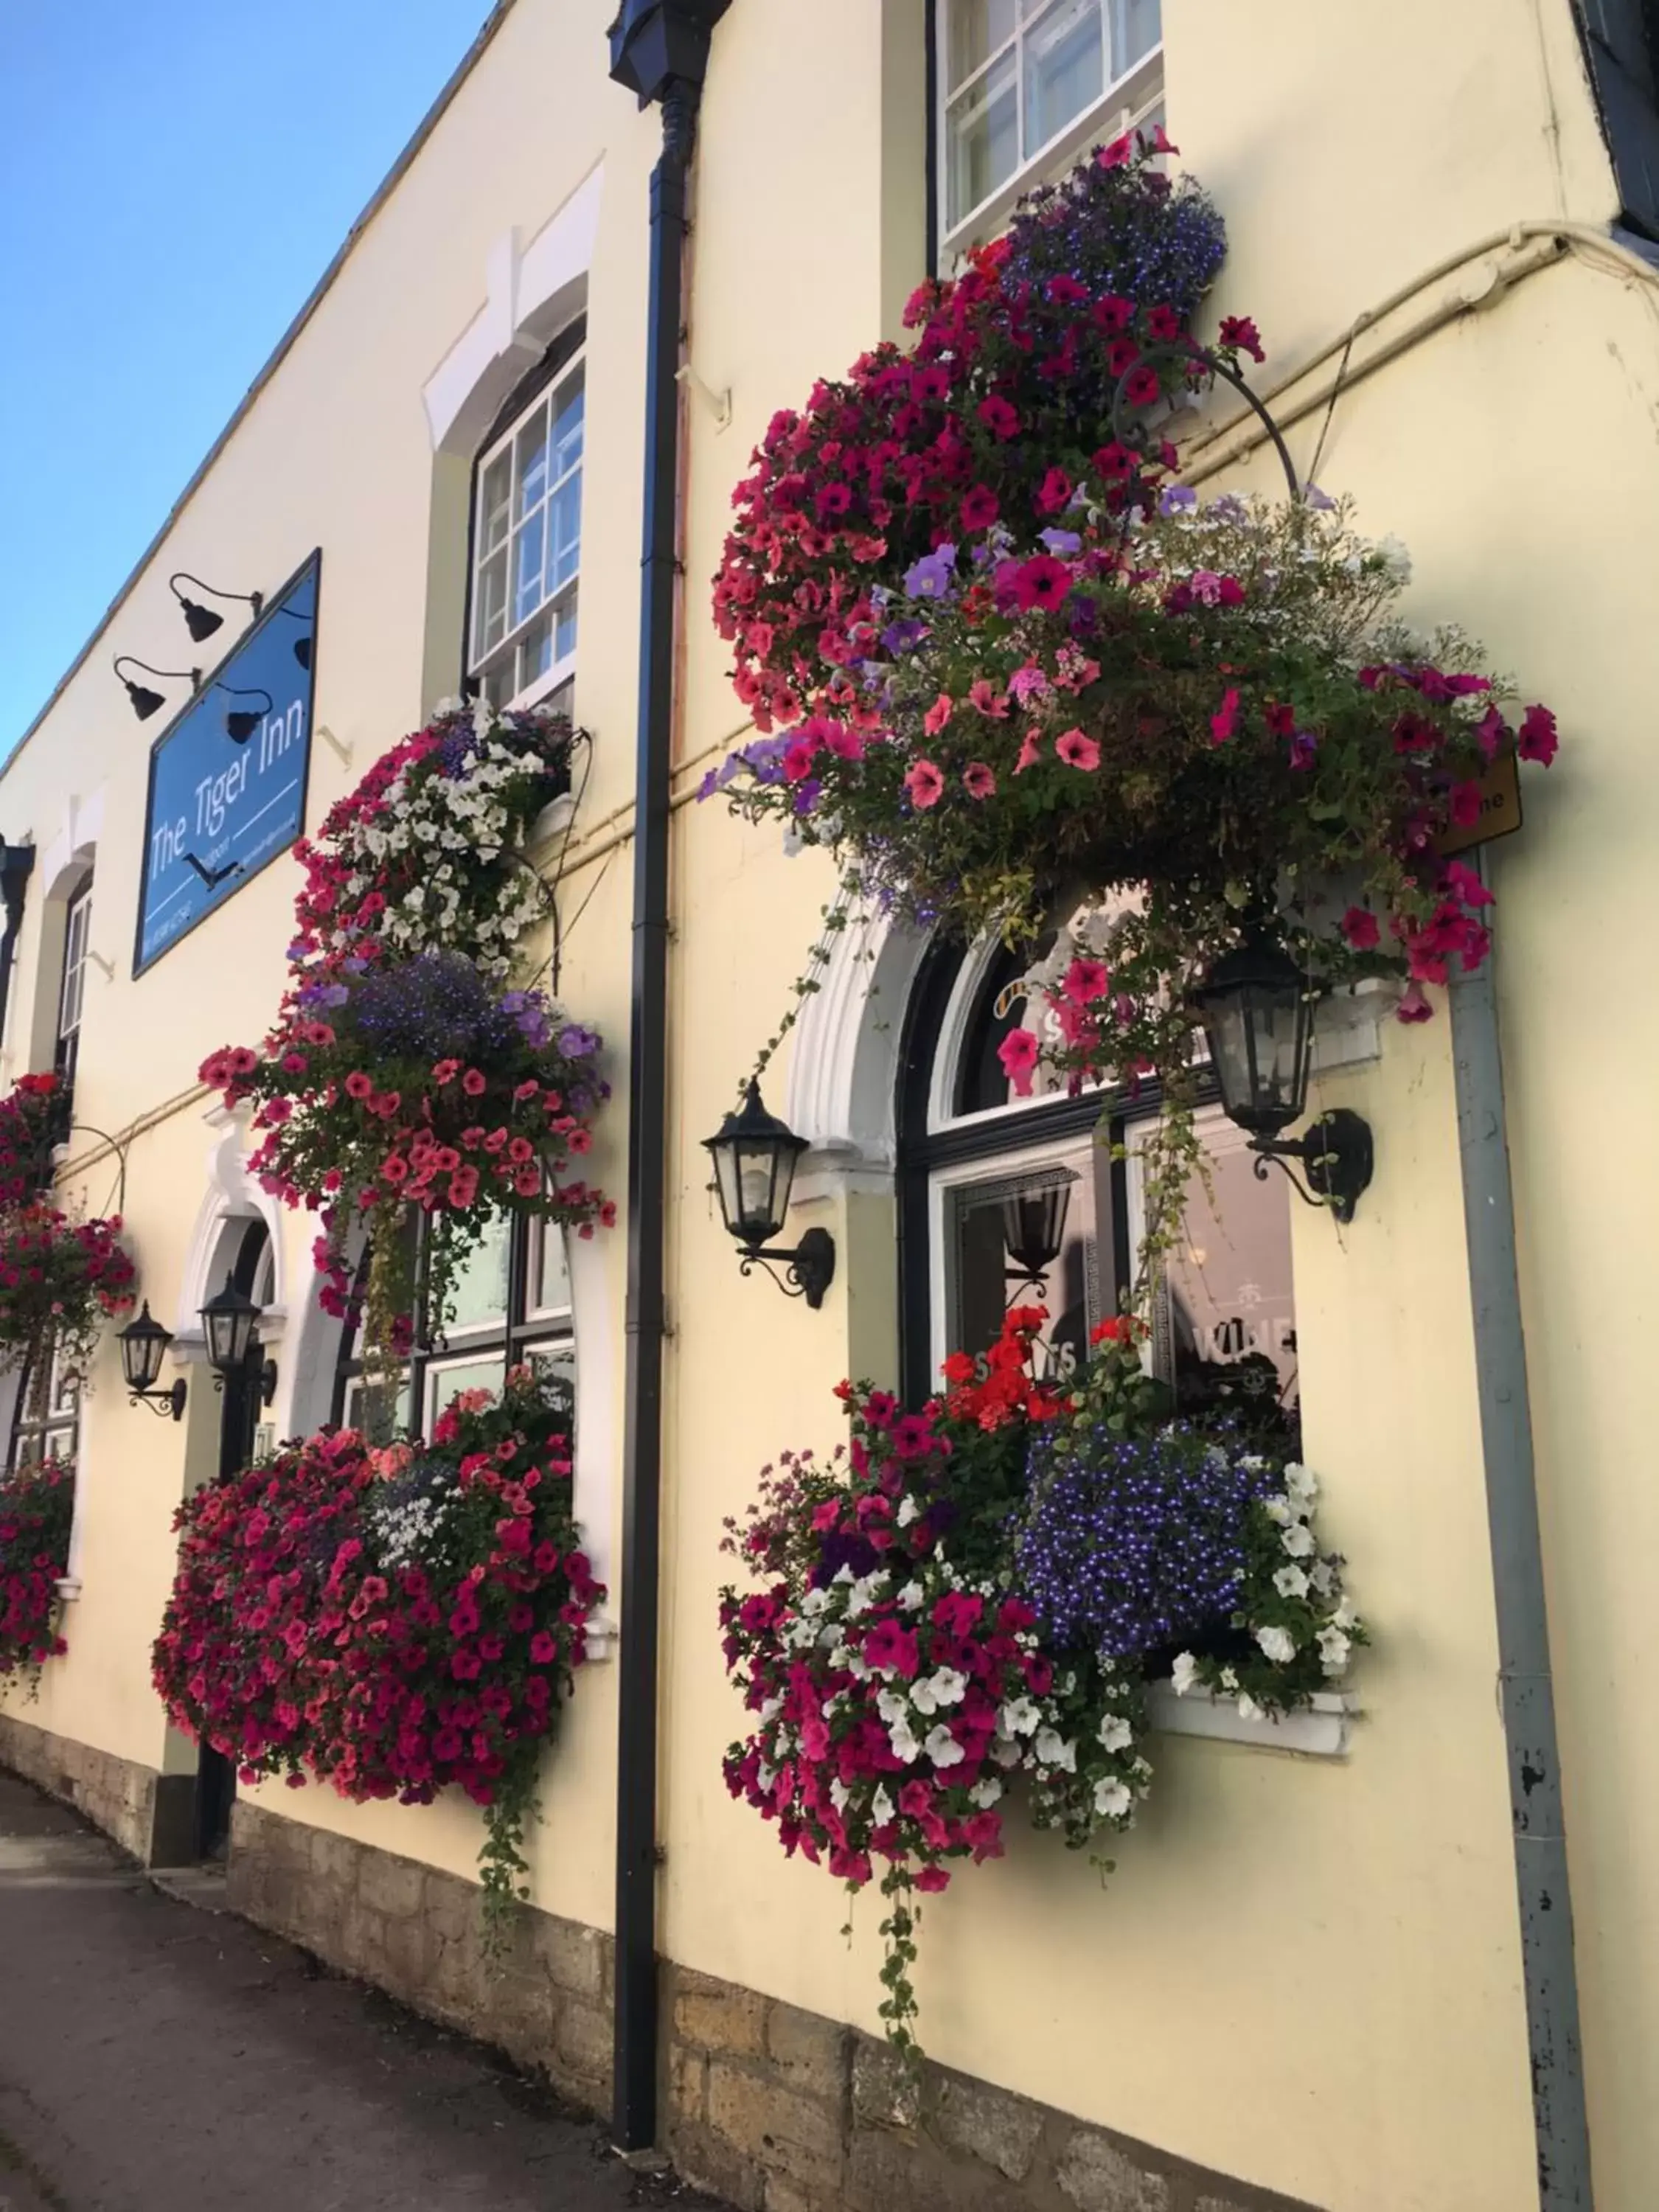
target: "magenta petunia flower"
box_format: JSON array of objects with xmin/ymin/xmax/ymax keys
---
[
  {"xmin": 1341, "ymin": 906, "xmax": 1380, "ymax": 950},
  {"xmin": 1012, "ymin": 556, "xmax": 1073, "ymax": 613},
  {"xmin": 1209, "ymin": 688, "xmax": 1240, "ymax": 745},
  {"xmin": 997, "ymin": 1027, "xmax": 1041, "ymax": 1097}
]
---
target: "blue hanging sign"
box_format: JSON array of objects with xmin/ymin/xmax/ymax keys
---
[{"xmin": 133, "ymin": 549, "xmax": 321, "ymax": 975}]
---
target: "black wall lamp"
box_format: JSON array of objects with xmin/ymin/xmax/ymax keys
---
[
  {"xmin": 117, "ymin": 1304, "xmax": 187, "ymax": 1421},
  {"xmin": 215, "ymin": 684, "xmax": 273, "ymax": 743},
  {"xmin": 170, "ymin": 573, "xmax": 263, "ymax": 644},
  {"xmin": 704, "ymin": 1081, "xmax": 835, "ymax": 1307},
  {"xmin": 200, "ymin": 1273, "xmax": 279, "ymax": 1403},
  {"xmin": 1192, "ymin": 931, "xmax": 1374, "ymax": 1225},
  {"xmin": 114, "ymin": 656, "xmax": 200, "ymax": 722}
]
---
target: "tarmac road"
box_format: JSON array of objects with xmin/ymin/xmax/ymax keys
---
[{"xmin": 0, "ymin": 1770, "xmax": 722, "ymax": 2212}]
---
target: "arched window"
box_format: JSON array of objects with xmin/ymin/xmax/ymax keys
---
[
  {"xmin": 465, "ymin": 317, "xmax": 587, "ymax": 717},
  {"xmin": 895, "ymin": 914, "xmax": 1298, "ymax": 1417},
  {"xmin": 331, "ymin": 1209, "xmax": 574, "ymax": 1439}
]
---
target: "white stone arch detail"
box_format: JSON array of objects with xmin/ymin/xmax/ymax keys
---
[
  {"xmin": 172, "ymin": 1105, "xmax": 298, "ymax": 1414},
  {"xmin": 783, "ymin": 908, "xmax": 931, "ymax": 1202},
  {"xmin": 26, "ymin": 785, "xmax": 105, "ymax": 1077},
  {"xmin": 422, "ymin": 163, "xmax": 604, "ymax": 456}
]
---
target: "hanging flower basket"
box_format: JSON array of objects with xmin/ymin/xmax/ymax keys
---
[
  {"xmin": 0, "ymin": 1457, "xmax": 73, "ymax": 1688},
  {"xmin": 153, "ymin": 1366, "xmax": 602, "ymax": 1939},
  {"xmin": 201, "ymin": 700, "xmax": 612, "ymax": 1371},
  {"xmin": 706, "ymin": 130, "xmax": 1562, "ymax": 1291},
  {"xmin": 0, "ymin": 1203, "xmax": 136, "ymax": 1380},
  {"xmin": 721, "ymin": 1312, "xmax": 1360, "ymax": 2056},
  {"xmin": 0, "ymin": 1073, "xmax": 63, "ymax": 1208}
]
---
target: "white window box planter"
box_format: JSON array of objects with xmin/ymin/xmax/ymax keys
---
[{"xmin": 1148, "ymin": 1680, "xmax": 1355, "ymax": 1757}]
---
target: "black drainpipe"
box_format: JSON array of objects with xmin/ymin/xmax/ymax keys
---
[{"xmin": 606, "ymin": 0, "xmax": 731, "ymax": 2157}]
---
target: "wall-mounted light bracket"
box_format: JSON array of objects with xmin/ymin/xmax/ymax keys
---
[
  {"xmin": 1249, "ymin": 1109, "xmax": 1374, "ymax": 1225},
  {"xmin": 736, "ymin": 1225, "xmax": 836, "ymax": 1309}
]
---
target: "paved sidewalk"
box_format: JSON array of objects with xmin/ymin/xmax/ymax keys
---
[{"xmin": 0, "ymin": 1771, "xmax": 721, "ymax": 2212}]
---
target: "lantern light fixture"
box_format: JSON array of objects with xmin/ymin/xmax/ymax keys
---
[
  {"xmin": 114, "ymin": 656, "xmax": 201, "ymax": 723},
  {"xmin": 199, "ymin": 1272, "xmax": 279, "ymax": 1404},
  {"xmin": 703, "ymin": 1080, "xmax": 835, "ymax": 1307},
  {"xmin": 169, "ymin": 573, "xmax": 264, "ymax": 644},
  {"xmin": 1191, "ymin": 931, "xmax": 1374, "ymax": 1225},
  {"xmin": 117, "ymin": 1303, "xmax": 187, "ymax": 1421}
]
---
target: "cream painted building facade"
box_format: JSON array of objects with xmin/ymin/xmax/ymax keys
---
[{"xmin": 2, "ymin": 4, "xmax": 1657, "ymax": 2208}]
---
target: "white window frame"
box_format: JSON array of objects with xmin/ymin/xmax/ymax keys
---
[
  {"xmin": 938, "ymin": 0, "xmax": 1166, "ymax": 260},
  {"xmin": 467, "ymin": 341, "xmax": 586, "ymax": 714},
  {"xmin": 58, "ymin": 881, "xmax": 91, "ymax": 1064}
]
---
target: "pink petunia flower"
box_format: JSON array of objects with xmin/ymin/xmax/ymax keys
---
[
  {"xmin": 1209, "ymin": 688, "xmax": 1240, "ymax": 745},
  {"xmin": 997, "ymin": 1027, "xmax": 1041, "ymax": 1097},
  {"xmin": 1014, "ymin": 728, "xmax": 1044, "ymax": 774},
  {"xmin": 904, "ymin": 759, "xmax": 945, "ymax": 809},
  {"xmin": 1055, "ymin": 728, "xmax": 1101, "ymax": 771},
  {"xmin": 1062, "ymin": 957, "xmax": 1110, "ymax": 1004},
  {"xmin": 961, "ymin": 484, "xmax": 1001, "ymax": 531},
  {"xmin": 1517, "ymin": 703, "xmax": 1558, "ymax": 765},
  {"xmin": 1012, "ymin": 556, "xmax": 1073, "ymax": 613},
  {"xmin": 923, "ymin": 693, "xmax": 955, "ymax": 737},
  {"xmin": 962, "ymin": 761, "xmax": 997, "ymax": 800}
]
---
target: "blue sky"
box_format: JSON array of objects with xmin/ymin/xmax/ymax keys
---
[{"xmin": 0, "ymin": 0, "xmax": 497, "ymax": 754}]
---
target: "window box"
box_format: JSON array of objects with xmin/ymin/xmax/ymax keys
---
[{"xmin": 1148, "ymin": 1679, "xmax": 1357, "ymax": 1757}]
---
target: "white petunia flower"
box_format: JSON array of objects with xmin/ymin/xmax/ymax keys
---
[
  {"xmin": 925, "ymin": 1724, "xmax": 966, "ymax": 1770},
  {"xmin": 888, "ymin": 1719, "xmax": 921, "ymax": 1765},
  {"xmin": 896, "ymin": 1582, "xmax": 924, "ymax": 1612},
  {"xmin": 1093, "ymin": 1778, "xmax": 1132, "ymax": 1820},
  {"xmin": 1170, "ymin": 1652, "xmax": 1200, "ymax": 1696},
  {"xmin": 1332, "ymin": 1595, "xmax": 1360, "ymax": 1631},
  {"xmin": 1317, "ymin": 1627, "xmax": 1352, "ymax": 1675},
  {"xmin": 911, "ymin": 1669, "xmax": 967, "ymax": 1716},
  {"xmin": 895, "ymin": 1495, "xmax": 919, "ymax": 1528},
  {"xmin": 968, "ymin": 1777, "xmax": 1004, "ymax": 1809},
  {"xmin": 871, "ymin": 1785, "xmax": 896, "ymax": 1827},
  {"xmin": 830, "ymin": 1777, "xmax": 850, "ymax": 1813},
  {"xmin": 1280, "ymin": 1523, "xmax": 1316, "ymax": 1559},
  {"xmin": 992, "ymin": 1736, "xmax": 1023, "ymax": 1769},
  {"xmin": 1236, "ymin": 1692, "xmax": 1265, "ymax": 1722},
  {"xmin": 1263, "ymin": 1495, "xmax": 1293, "ymax": 1527},
  {"xmin": 1256, "ymin": 1625, "xmax": 1298, "ymax": 1665},
  {"xmin": 998, "ymin": 1697, "xmax": 1041, "ymax": 1738},
  {"xmin": 1273, "ymin": 1565, "xmax": 1310, "ymax": 1600},
  {"xmin": 1033, "ymin": 1728, "xmax": 1077, "ymax": 1773},
  {"xmin": 1097, "ymin": 1714, "xmax": 1135, "ymax": 1752}
]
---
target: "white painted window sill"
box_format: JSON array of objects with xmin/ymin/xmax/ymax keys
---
[
  {"xmin": 1148, "ymin": 1680, "xmax": 1355, "ymax": 1756},
  {"xmin": 55, "ymin": 1578, "xmax": 82, "ymax": 1604}
]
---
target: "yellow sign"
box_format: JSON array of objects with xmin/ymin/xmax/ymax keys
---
[{"xmin": 1436, "ymin": 751, "xmax": 1523, "ymax": 858}]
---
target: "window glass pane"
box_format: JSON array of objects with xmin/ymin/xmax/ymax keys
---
[
  {"xmin": 60, "ymin": 892, "xmax": 90, "ymax": 1040},
  {"xmin": 548, "ymin": 473, "xmax": 582, "ymax": 594},
  {"xmin": 426, "ymin": 1354, "xmax": 507, "ymax": 1430},
  {"xmin": 1133, "ymin": 1113, "xmax": 1298, "ymax": 1419},
  {"xmin": 1023, "ymin": 0, "xmax": 1104, "ymax": 154},
  {"xmin": 444, "ymin": 1214, "xmax": 510, "ymax": 1335},
  {"xmin": 476, "ymin": 550, "xmax": 509, "ymax": 657},
  {"xmin": 1110, "ymin": 0, "xmax": 1161, "ymax": 74},
  {"xmin": 512, "ymin": 513, "xmax": 546, "ymax": 630},
  {"xmin": 555, "ymin": 592, "xmax": 579, "ymax": 664},
  {"xmin": 551, "ymin": 371, "xmax": 585, "ymax": 481},
  {"xmin": 346, "ymin": 1375, "xmax": 414, "ymax": 1441},
  {"xmin": 516, "ymin": 616, "xmax": 553, "ymax": 695},
  {"xmin": 947, "ymin": 0, "xmax": 1018, "ymax": 90},
  {"xmin": 481, "ymin": 451, "xmax": 512, "ymax": 554},
  {"xmin": 952, "ymin": 942, "xmax": 1071, "ymax": 1116},
  {"xmin": 534, "ymin": 1222, "xmax": 571, "ymax": 1315},
  {"xmin": 515, "ymin": 400, "xmax": 552, "ymax": 521},
  {"xmin": 944, "ymin": 1137, "xmax": 1104, "ymax": 1386},
  {"xmin": 482, "ymin": 663, "xmax": 512, "ymax": 711},
  {"xmin": 947, "ymin": 45, "xmax": 1019, "ymax": 228}
]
